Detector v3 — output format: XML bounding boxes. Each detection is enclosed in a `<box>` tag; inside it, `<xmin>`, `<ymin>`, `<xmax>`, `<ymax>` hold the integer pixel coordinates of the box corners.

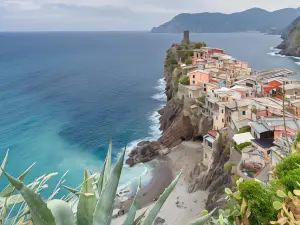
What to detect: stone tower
<box><xmin>182</xmin><ymin>31</ymin><xmax>190</xmax><ymax>45</ymax></box>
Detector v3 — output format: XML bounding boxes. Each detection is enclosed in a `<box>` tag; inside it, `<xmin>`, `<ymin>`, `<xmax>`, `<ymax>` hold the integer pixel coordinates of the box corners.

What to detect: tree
<box><xmin>281</xmin><ymin>168</ymin><xmax>300</xmax><ymax>192</ymax></box>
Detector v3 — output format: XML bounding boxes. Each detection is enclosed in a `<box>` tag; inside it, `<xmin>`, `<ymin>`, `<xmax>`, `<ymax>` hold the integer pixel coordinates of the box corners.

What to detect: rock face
<box><xmin>188</xmin><ymin>132</ymin><xmax>233</xmax><ymax>210</ymax></box>
<box><xmin>159</xmin><ymin>114</ymin><xmax>194</xmax><ymax>148</ymax></box>
<box><xmin>125</xmin><ymin>141</ymin><xmax>161</xmax><ymax>167</ymax></box>
<box><xmin>277</xmin><ymin>16</ymin><xmax>300</xmax><ymax>57</ymax></box>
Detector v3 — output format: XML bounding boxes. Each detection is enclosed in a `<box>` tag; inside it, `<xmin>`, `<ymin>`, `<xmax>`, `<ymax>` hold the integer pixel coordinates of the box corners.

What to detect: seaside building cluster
<box><xmin>177</xmin><ymin>32</ymin><xmax>300</xmax><ymax>183</ymax></box>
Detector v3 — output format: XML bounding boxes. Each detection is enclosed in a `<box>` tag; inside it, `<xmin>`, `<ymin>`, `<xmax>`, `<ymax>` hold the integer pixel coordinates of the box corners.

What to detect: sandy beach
<box><xmin>112</xmin><ymin>141</ymin><xmax>208</xmax><ymax>225</ymax></box>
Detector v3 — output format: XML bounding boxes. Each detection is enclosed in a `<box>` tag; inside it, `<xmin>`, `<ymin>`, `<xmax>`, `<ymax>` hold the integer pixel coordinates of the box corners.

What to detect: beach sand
<box><xmin>112</xmin><ymin>141</ymin><xmax>208</xmax><ymax>225</ymax></box>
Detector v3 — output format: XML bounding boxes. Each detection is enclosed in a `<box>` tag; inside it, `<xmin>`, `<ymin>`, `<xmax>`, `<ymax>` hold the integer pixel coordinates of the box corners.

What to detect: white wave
<box><xmin>119</xmin><ymin>78</ymin><xmax>167</xmax><ymax>189</ymax></box>
<box><xmin>151</xmin><ymin>78</ymin><xmax>167</xmax><ymax>102</ymax></box>
<box><xmin>268</xmin><ymin>46</ymin><xmax>300</xmax><ymax>65</ymax></box>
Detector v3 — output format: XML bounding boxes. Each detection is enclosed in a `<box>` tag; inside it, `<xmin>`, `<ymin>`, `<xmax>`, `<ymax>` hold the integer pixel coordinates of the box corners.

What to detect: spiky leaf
<box><xmin>188</xmin><ymin>208</ymin><xmax>216</xmax><ymax>225</ymax></box>
<box><xmin>133</xmin><ymin>210</ymin><xmax>147</xmax><ymax>225</ymax></box>
<box><xmin>97</xmin><ymin>160</ymin><xmax>106</xmax><ymax>197</ymax></box>
<box><xmin>92</xmin><ymin>150</ymin><xmax>125</xmax><ymax>225</ymax></box>
<box><xmin>142</xmin><ymin>170</ymin><xmax>183</xmax><ymax>225</ymax></box>
<box><xmin>103</xmin><ymin>140</ymin><xmax>112</xmax><ymax>184</ymax></box>
<box><xmin>63</xmin><ymin>185</ymin><xmax>79</xmax><ymax>196</ymax></box>
<box><xmin>0</xmin><ymin>163</ymin><xmax>35</xmax><ymax>197</ymax></box>
<box><xmin>77</xmin><ymin>169</ymin><xmax>97</xmax><ymax>225</ymax></box>
<box><xmin>123</xmin><ymin>179</ymin><xmax>142</xmax><ymax>225</ymax></box>
<box><xmin>2</xmin><ymin>170</ymin><xmax>56</xmax><ymax>225</ymax></box>
<box><xmin>0</xmin><ymin>150</ymin><xmax>9</xmax><ymax>180</ymax></box>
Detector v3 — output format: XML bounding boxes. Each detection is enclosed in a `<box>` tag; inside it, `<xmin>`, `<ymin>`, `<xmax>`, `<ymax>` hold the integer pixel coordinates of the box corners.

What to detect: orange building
<box><xmin>189</xmin><ymin>70</ymin><xmax>211</xmax><ymax>86</ymax></box>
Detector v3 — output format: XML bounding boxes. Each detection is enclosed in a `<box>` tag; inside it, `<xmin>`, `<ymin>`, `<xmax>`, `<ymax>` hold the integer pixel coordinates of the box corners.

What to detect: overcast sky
<box><xmin>1</xmin><ymin>0</ymin><xmax>300</xmax><ymax>31</ymax></box>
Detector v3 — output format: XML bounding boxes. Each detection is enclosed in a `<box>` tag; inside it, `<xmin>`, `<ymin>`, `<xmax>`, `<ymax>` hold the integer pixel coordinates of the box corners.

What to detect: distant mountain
<box><xmin>277</xmin><ymin>16</ymin><xmax>300</xmax><ymax>57</ymax></box>
<box><xmin>151</xmin><ymin>8</ymin><xmax>300</xmax><ymax>33</ymax></box>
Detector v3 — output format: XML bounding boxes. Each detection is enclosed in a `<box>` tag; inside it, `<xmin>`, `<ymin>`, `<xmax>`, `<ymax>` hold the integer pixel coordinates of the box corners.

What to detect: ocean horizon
<box><xmin>0</xmin><ymin>31</ymin><xmax>300</xmax><ymax>197</ymax></box>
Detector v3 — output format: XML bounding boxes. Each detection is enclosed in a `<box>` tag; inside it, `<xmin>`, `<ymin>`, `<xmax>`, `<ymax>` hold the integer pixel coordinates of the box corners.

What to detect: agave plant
<box><xmin>0</xmin><ymin>150</ymin><xmax>64</xmax><ymax>225</ymax></box>
<box><xmin>1</xmin><ymin>142</ymin><xmax>187</xmax><ymax>225</ymax></box>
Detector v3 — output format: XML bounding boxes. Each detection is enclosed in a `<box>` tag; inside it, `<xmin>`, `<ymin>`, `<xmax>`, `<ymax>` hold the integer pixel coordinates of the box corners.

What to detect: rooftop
<box><xmin>252</xmin><ymin>139</ymin><xmax>274</xmax><ymax>148</ymax></box>
<box><xmin>233</xmin><ymin>132</ymin><xmax>254</xmax><ymax>145</ymax></box>
<box><xmin>279</xmin><ymin>83</ymin><xmax>300</xmax><ymax>90</ymax></box>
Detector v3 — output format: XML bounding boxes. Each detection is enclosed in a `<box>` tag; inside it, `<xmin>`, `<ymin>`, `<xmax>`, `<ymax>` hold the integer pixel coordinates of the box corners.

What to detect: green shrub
<box><xmin>236</xmin><ymin>142</ymin><xmax>252</xmax><ymax>151</ymax></box>
<box><xmin>193</xmin><ymin>42</ymin><xmax>207</xmax><ymax>49</ymax></box>
<box><xmin>275</xmin><ymin>154</ymin><xmax>300</xmax><ymax>179</ymax></box>
<box><xmin>179</xmin><ymin>76</ymin><xmax>190</xmax><ymax>85</ymax></box>
<box><xmin>237</xmin><ymin>127</ymin><xmax>251</xmax><ymax>134</ymax></box>
<box><xmin>239</xmin><ymin>180</ymin><xmax>277</xmax><ymax>225</ymax></box>
<box><xmin>185</xmin><ymin>58</ymin><xmax>192</xmax><ymax>65</ymax></box>
<box><xmin>280</xmin><ymin>168</ymin><xmax>300</xmax><ymax>192</ymax></box>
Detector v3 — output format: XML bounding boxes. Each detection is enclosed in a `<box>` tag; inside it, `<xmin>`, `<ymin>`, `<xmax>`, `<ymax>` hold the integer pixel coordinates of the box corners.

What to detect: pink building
<box><xmin>193</xmin><ymin>48</ymin><xmax>225</xmax><ymax>65</ymax></box>
<box><xmin>189</xmin><ymin>70</ymin><xmax>211</xmax><ymax>86</ymax></box>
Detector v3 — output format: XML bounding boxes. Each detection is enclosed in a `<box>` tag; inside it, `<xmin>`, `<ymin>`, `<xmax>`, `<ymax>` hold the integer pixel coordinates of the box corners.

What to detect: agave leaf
<box><xmin>141</xmin><ymin>170</ymin><xmax>183</xmax><ymax>225</ymax></box>
<box><xmin>97</xmin><ymin>159</ymin><xmax>106</xmax><ymax>197</ymax></box>
<box><xmin>92</xmin><ymin>150</ymin><xmax>125</xmax><ymax>225</ymax></box>
<box><xmin>2</xmin><ymin>170</ymin><xmax>56</xmax><ymax>225</ymax></box>
<box><xmin>133</xmin><ymin>210</ymin><xmax>147</xmax><ymax>225</ymax></box>
<box><xmin>63</xmin><ymin>185</ymin><xmax>79</xmax><ymax>196</ymax></box>
<box><xmin>0</xmin><ymin>150</ymin><xmax>9</xmax><ymax>180</ymax></box>
<box><xmin>0</xmin><ymin>198</ymin><xmax>8</xmax><ymax>225</ymax></box>
<box><xmin>47</xmin><ymin>199</ymin><xmax>76</xmax><ymax>225</ymax></box>
<box><xmin>104</xmin><ymin>140</ymin><xmax>112</xmax><ymax>185</ymax></box>
<box><xmin>0</xmin><ymin>194</ymin><xmax>24</xmax><ymax>206</ymax></box>
<box><xmin>123</xmin><ymin>179</ymin><xmax>142</xmax><ymax>225</ymax></box>
<box><xmin>188</xmin><ymin>208</ymin><xmax>216</xmax><ymax>225</ymax></box>
<box><xmin>77</xmin><ymin>169</ymin><xmax>97</xmax><ymax>225</ymax></box>
<box><xmin>0</xmin><ymin>163</ymin><xmax>36</xmax><ymax>197</ymax></box>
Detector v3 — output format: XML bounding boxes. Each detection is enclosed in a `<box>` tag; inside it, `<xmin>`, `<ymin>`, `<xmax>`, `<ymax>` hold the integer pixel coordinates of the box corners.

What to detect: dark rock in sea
<box><xmin>126</xmin><ymin>141</ymin><xmax>161</xmax><ymax>167</ymax></box>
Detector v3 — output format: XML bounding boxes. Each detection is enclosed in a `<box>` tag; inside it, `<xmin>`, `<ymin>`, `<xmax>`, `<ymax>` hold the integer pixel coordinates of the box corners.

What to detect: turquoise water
<box><xmin>0</xmin><ymin>32</ymin><xmax>299</xmax><ymax>196</ymax></box>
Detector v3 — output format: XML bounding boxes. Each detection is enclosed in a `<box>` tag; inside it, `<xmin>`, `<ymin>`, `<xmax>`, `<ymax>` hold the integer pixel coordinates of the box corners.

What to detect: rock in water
<box><xmin>126</xmin><ymin>141</ymin><xmax>161</xmax><ymax>167</ymax></box>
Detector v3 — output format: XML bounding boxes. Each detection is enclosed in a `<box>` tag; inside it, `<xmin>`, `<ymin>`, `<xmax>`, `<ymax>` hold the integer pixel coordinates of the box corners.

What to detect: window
<box><xmin>242</xmin><ymin>111</ymin><xmax>246</xmax><ymax>115</ymax></box>
<box><xmin>246</xmin><ymin>93</ymin><xmax>249</xmax><ymax>97</ymax></box>
<box><xmin>193</xmin><ymin>75</ymin><xmax>195</xmax><ymax>78</ymax></box>
<box><xmin>204</xmin><ymin>88</ymin><xmax>207</xmax><ymax>92</ymax></box>
<box><xmin>216</xmin><ymin>116</ymin><xmax>218</xmax><ymax>120</ymax></box>
<box><xmin>193</xmin><ymin>81</ymin><xmax>195</xmax><ymax>84</ymax></box>
<box><xmin>222</xmin><ymin>119</ymin><xmax>224</xmax><ymax>122</ymax></box>
<box><xmin>221</xmin><ymin>109</ymin><xmax>224</xmax><ymax>114</ymax></box>
<box><xmin>204</xmin><ymin>84</ymin><xmax>206</xmax><ymax>87</ymax></box>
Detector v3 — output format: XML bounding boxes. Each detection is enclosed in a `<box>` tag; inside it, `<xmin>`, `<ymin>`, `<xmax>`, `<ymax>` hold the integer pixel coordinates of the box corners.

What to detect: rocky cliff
<box><xmin>126</xmin><ymin>45</ymin><xmax>211</xmax><ymax>166</ymax></box>
<box><xmin>277</xmin><ymin>16</ymin><xmax>300</xmax><ymax>57</ymax></box>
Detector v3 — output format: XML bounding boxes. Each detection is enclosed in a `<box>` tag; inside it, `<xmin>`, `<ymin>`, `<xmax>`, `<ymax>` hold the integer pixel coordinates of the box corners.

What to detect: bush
<box><xmin>179</xmin><ymin>76</ymin><xmax>190</xmax><ymax>85</ymax></box>
<box><xmin>281</xmin><ymin>168</ymin><xmax>300</xmax><ymax>192</ymax></box>
<box><xmin>239</xmin><ymin>180</ymin><xmax>277</xmax><ymax>225</ymax></box>
<box><xmin>275</xmin><ymin>154</ymin><xmax>300</xmax><ymax>179</ymax></box>
<box><xmin>166</xmin><ymin>58</ymin><xmax>178</xmax><ymax>66</ymax></box>
<box><xmin>185</xmin><ymin>58</ymin><xmax>192</xmax><ymax>65</ymax></box>
<box><xmin>237</xmin><ymin>127</ymin><xmax>251</xmax><ymax>134</ymax></box>
<box><xmin>193</xmin><ymin>42</ymin><xmax>207</xmax><ymax>49</ymax></box>
<box><xmin>236</xmin><ymin>142</ymin><xmax>252</xmax><ymax>151</ymax></box>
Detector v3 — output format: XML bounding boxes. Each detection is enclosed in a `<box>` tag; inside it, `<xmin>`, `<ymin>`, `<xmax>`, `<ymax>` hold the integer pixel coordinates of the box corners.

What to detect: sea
<box><xmin>0</xmin><ymin>32</ymin><xmax>300</xmax><ymax>197</ymax></box>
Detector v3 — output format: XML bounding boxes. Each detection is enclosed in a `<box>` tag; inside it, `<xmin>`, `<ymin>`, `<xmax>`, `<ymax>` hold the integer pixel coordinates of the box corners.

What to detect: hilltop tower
<box><xmin>182</xmin><ymin>31</ymin><xmax>190</xmax><ymax>45</ymax></box>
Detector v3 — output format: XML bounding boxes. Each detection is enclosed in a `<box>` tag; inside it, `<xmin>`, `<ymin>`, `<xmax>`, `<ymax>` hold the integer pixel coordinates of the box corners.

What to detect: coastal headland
<box><xmin>115</xmin><ymin>31</ymin><xmax>300</xmax><ymax>224</ymax></box>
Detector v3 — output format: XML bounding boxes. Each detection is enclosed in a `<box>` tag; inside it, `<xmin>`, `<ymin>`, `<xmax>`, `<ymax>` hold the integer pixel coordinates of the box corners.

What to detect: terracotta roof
<box><xmin>208</xmin><ymin>130</ymin><xmax>217</xmax><ymax>137</ymax></box>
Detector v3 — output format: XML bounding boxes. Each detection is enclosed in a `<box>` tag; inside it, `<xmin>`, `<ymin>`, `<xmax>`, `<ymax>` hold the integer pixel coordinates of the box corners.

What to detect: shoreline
<box><xmin>113</xmin><ymin>141</ymin><xmax>208</xmax><ymax>225</ymax></box>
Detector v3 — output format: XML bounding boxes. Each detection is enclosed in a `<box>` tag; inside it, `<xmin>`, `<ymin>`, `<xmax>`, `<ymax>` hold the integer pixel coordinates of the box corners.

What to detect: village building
<box><xmin>203</xmin><ymin>130</ymin><xmax>218</xmax><ymax>166</ymax></box>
